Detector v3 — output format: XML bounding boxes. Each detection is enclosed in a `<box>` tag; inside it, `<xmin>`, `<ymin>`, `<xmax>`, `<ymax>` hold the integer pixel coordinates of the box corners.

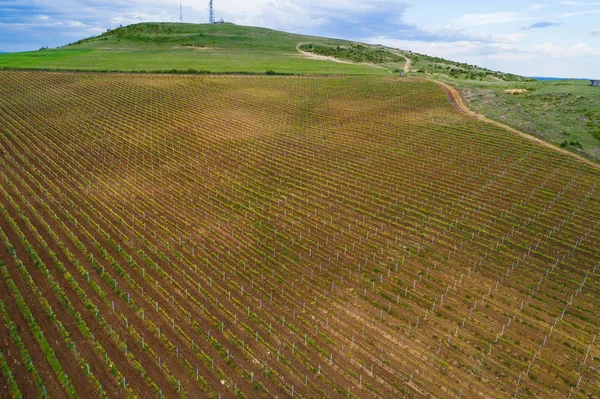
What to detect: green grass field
<box><xmin>444</xmin><ymin>78</ymin><xmax>600</xmax><ymax>163</ymax></box>
<box><xmin>0</xmin><ymin>23</ymin><xmax>393</xmax><ymax>75</ymax></box>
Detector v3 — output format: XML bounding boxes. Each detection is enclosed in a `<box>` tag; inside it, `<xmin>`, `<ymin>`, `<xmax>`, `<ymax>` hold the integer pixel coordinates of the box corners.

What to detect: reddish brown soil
<box><xmin>0</xmin><ymin>71</ymin><xmax>598</xmax><ymax>399</ymax></box>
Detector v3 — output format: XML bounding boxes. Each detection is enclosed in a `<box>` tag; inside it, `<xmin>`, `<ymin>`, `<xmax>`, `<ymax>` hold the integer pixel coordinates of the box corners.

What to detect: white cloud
<box><xmin>491</xmin><ymin>33</ymin><xmax>527</xmax><ymax>43</ymax></box>
<box><xmin>365</xmin><ymin>35</ymin><xmax>522</xmax><ymax>60</ymax></box>
<box><xmin>561</xmin><ymin>9</ymin><xmax>600</xmax><ymax>17</ymax></box>
<box><xmin>530</xmin><ymin>41</ymin><xmax>600</xmax><ymax>55</ymax></box>
<box><xmin>366</xmin><ymin>37</ymin><xmax>479</xmax><ymax>57</ymax></box>
<box><xmin>67</xmin><ymin>20</ymin><xmax>85</xmax><ymax>27</ymax></box>
<box><xmin>560</xmin><ymin>1</ymin><xmax>600</xmax><ymax>5</ymax></box>
<box><xmin>529</xmin><ymin>4</ymin><xmax>547</xmax><ymax>10</ymax></box>
<box><xmin>454</xmin><ymin>12</ymin><xmax>532</xmax><ymax>27</ymax></box>
<box><xmin>569</xmin><ymin>42</ymin><xmax>600</xmax><ymax>54</ymax></box>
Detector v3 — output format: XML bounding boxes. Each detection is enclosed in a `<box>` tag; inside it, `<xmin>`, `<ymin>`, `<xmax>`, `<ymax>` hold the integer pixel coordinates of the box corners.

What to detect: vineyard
<box><xmin>0</xmin><ymin>70</ymin><xmax>599</xmax><ymax>398</ymax></box>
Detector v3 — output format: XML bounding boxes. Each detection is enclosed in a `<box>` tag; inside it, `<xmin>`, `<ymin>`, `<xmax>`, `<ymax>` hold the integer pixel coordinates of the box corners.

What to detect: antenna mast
<box><xmin>180</xmin><ymin>2</ymin><xmax>183</xmax><ymax>23</ymax></box>
<box><xmin>209</xmin><ymin>0</ymin><xmax>215</xmax><ymax>24</ymax></box>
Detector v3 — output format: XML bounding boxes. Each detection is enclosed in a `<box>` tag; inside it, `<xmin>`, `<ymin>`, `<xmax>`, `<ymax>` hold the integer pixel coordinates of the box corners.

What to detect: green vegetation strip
<box><xmin>0</xmin><ymin>297</ymin><xmax>26</xmax><ymax>399</ymax></box>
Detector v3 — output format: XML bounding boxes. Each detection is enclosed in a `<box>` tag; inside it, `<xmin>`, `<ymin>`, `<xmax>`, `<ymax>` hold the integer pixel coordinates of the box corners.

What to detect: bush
<box><xmin>560</xmin><ymin>139</ymin><xmax>582</xmax><ymax>148</ymax></box>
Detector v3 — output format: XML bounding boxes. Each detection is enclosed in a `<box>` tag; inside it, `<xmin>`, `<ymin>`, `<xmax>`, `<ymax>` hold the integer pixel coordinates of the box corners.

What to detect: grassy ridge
<box><xmin>298</xmin><ymin>43</ymin><xmax>404</xmax><ymax>66</ymax></box>
<box><xmin>408</xmin><ymin>52</ymin><xmax>534</xmax><ymax>83</ymax></box>
<box><xmin>444</xmin><ymin>78</ymin><xmax>600</xmax><ymax>163</ymax></box>
<box><xmin>0</xmin><ymin>23</ymin><xmax>392</xmax><ymax>75</ymax></box>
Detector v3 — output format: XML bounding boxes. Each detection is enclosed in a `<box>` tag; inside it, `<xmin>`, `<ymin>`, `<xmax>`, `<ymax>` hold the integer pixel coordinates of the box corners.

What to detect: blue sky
<box><xmin>1</xmin><ymin>1</ymin><xmax>599</xmax><ymax>77</ymax></box>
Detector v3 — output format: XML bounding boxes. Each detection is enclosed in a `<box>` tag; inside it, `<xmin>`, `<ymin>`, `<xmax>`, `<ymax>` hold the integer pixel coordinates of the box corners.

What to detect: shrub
<box><xmin>560</xmin><ymin>139</ymin><xmax>582</xmax><ymax>148</ymax></box>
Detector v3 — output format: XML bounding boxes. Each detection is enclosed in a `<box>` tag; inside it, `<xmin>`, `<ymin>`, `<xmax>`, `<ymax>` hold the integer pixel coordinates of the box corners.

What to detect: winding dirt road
<box><xmin>432</xmin><ymin>79</ymin><xmax>600</xmax><ymax>170</ymax></box>
<box><xmin>296</xmin><ymin>42</ymin><xmax>355</xmax><ymax>65</ymax></box>
<box><xmin>295</xmin><ymin>42</ymin><xmax>386</xmax><ymax>69</ymax></box>
<box><xmin>293</xmin><ymin>41</ymin><xmax>597</xmax><ymax>170</ymax></box>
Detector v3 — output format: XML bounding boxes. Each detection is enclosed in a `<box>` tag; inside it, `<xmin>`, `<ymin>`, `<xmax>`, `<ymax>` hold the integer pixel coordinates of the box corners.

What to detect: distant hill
<box><xmin>409</xmin><ymin>52</ymin><xmax>533</xmax><ymax>82</ymax></box>
<box><xmin>0</xmin><ymin>23</ymin><xmax>390</xmax><ymax>75</ymax></box>
<box><xmin>0</xmin><ymin>22</ymin><xmax>530</xmax><ymax>81</ymax></box>
<box><xmin>531</xmin><ymin>76</ymin><xmax>590</xmax><ymax>81</ymax></box>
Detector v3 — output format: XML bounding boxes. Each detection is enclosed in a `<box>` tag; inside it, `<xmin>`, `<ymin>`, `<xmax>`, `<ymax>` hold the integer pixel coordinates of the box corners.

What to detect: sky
<box><xmin>1</xmin><ymin>0</ymin><xmax>599</xmax><ymax>77</ymax></box>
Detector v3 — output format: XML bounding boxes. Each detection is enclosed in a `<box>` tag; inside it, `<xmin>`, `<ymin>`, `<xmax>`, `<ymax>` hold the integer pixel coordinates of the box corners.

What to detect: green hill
<box><xmin>0</xmin><ymin>22</ymin><xmax>528</xmax><ymax>81</ymax></box>
<box><xmin>0</xmin><ymin>23</ymin><xmax>395</xmax><ymax>75</ymax></box>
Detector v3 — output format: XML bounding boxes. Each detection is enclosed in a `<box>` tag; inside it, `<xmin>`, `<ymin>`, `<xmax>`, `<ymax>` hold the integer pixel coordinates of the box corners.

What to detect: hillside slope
<box><xmin>454</xmin><ymin>78</ymin><xmax>600</xmax><ymax>163</ymax></box>
<box><xmin>0</xmin><ymin>22</ymin><xmax>598</xmax><ymax>162</ymax></box>
<box><xmin>0</xmin><ymin>23</ymin><xmax>396</xmax><ymax>75</ymax></box>
<box><xmin>1</xmin><ymin>70</ymin><xmax>599</xmax><ymax>398</ymax></box>
<box><xmin>0</xmin><ymin>22</ymin><xmax>528</xmax><ymax>81</ymax></box>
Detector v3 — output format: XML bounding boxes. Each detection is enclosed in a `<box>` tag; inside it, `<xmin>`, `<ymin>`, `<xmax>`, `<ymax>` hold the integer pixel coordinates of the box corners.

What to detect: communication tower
<box><xmin>209</xmin><ymin>0</ymin><xmax>215</xmax><ymax>24</ymax></box>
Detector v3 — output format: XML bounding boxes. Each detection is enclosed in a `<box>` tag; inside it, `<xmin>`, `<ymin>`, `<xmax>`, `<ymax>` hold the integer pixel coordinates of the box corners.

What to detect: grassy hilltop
<box><xmin>0</xmin><ymin>22</ymin><xmax>529</xmax><ymax>81</ymax></box>
<box><xmin>0</xmin><ymin>23</ymin><xmax>395</xmax><ymax>75</ymax></box>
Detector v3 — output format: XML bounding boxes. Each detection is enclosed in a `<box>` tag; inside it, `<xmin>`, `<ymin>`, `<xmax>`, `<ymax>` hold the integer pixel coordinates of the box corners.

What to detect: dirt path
<box><xmin>385</xmin><ymin>49</ymin><xmax>410</xmax><ymax>75</ymax></box>
<box><xmin>432</xmin><ymin>79</ymin><xmax>600</xmax><ymax>171</ymax></box>
<box><xmin>294</xmin><ymin>44</ymin><xmax>597</xmax><ymax>170</ymax></box>
<box><xmin>295</xmin><ymin>42</ymin><xmax>386</xmax><ymax>69</ymax></box>
<box><xmin>403</xmin><ymin>55</ymin><xmax>411</xmax><ymax>75</ymax></box>
<box><xmin>389</xmin><ymin>50</ymin><xmax>410</xmax><ymax>74</ymax></box>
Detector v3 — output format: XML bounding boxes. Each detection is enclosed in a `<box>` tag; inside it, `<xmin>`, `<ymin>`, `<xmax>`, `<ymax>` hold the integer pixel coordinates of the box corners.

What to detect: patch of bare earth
<box><xmin>504</xmin><ymin>89</ymin><xmax>529</xmax><ymax>94</ymax></box>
